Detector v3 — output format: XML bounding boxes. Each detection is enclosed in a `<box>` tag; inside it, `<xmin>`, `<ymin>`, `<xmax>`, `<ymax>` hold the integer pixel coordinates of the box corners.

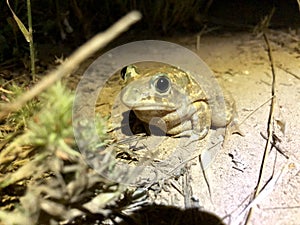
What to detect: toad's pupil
<box><xmin>155</xmin><ymin>76</ymin><xmax>170</xmax><ymax>93</ymax></box>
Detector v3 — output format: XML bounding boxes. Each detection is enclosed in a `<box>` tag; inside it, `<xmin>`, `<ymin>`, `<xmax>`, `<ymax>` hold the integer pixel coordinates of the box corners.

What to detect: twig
<box><xmin>260</xmin><ymin>132</ymin><xmax>289</xmax><ymax>159</ymax></box>
<box><xmin>0</xmin><ymin>11</ymin><xmax>142</xmax><ymax>121</ymax></box>
<box><xmin>238</xmin><ymin>96</ymin><xmax>273</xmax><ymax>126</ymax></box>
<box><xmin>196</xmin><ymin>25</ymin><xmax>219</xmax><ymax>51</ymax></box>
<box><xmin>27</xmin><ymin>0</ymin><xmax>36</xmax><ymax>80</ymax></box>
<box><xmin>277</xmin><ymin>65</ymin><xmax>300</xmax><ymax>80</ymax></box>
<box><xmin>235</xmin><ymin>162</ymin><xmax>289</xmax><ymax>225</ymax></box>
<box><xmin>0</xmin><ymin>87</ymin><xmax>13</xmax><ymax>94</ymax></box>
<box><xmin>244</xmin><ymin>31</ymin><xmax>277</xmax><ymax>225</ymax></box>
<box><xmin>199</xmin><ymin>154</ymin><xmax>212</xmax><ymax>199</ymax></box>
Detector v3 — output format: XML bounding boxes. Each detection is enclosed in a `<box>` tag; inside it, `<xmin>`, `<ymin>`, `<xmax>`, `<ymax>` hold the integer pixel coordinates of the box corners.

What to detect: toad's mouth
<box><xmin>131</xmin><ymin>103</ymin><xmax>176</xmax><ymax>111</ymax></box>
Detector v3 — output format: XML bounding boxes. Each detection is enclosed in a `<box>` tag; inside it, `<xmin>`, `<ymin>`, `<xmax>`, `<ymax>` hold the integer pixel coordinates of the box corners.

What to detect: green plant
<box><xmin>6</xmin><ymin>0</ymin><xmax>36</xmax><ymax>79</ymax></box>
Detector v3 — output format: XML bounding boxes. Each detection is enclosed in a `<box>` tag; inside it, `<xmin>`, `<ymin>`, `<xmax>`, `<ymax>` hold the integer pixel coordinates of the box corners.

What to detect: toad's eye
<box><xmin>153</xmin><ymin>74</ymin><xmax>171</xmax><ymax>94</ymax></box>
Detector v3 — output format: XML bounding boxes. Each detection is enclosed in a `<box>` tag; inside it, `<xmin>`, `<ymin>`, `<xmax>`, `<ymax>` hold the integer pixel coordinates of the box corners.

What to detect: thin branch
<box><xmin>238</xmin><ymin>96</ymin><xmax>273</xmax><ymax>126</ymax></box>
<box><xmin>244</xmin><ymin>31</ymin><xmax>277</xmax><ymax>225</ymax></box>
<box><xmin>27</xmin><ymin>0</ymin><xmax>35</xmax><ymax>80</ymax></box>
<box><xmin>0</xmin><ymin>11</ymin><xmax>142</xmax><ymax>121</ymax></box>
<box><xmin>199</xmin><ymin>154</ymin><xmax>212</xmax><ymax>199</ymax></box>
<box><xmin>277</xmin><ymin>65</ymin><xmax>300</xmax><ymax>80</ymax></box>
<box><xmin>236</xmin><ymin>162</ymin><xmax>289</xmax><ymax>225</ymax></box>
<box><xmin>260</xmin><ymin>132</ymin><xmax>288</xmax><ymax>159</ymax></box>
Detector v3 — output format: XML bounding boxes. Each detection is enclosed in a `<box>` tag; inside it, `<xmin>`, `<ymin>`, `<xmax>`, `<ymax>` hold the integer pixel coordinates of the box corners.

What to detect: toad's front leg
<box><xmin>160</xmin><ymin>101</ymin><xmax>211</xmax><ymax>143</ymax></box>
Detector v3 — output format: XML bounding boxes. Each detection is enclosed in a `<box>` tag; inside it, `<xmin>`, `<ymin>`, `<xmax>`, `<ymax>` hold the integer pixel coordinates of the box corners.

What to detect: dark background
<box><xmin>0</xmin><ymin>0</ymin><xmax>299</xmax><ymax>63</ymax></box>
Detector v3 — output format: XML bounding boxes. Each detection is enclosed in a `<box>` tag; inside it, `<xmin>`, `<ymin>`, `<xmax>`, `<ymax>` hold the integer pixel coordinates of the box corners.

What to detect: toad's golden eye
<box><xmin>152</xmin><ymin>74</ymin><xmax>171</xmax><ymax>93</ymax></box>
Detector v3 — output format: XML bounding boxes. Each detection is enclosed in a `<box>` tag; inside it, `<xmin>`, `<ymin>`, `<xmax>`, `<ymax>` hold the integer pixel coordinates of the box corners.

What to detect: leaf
<box><xmin>6</xmin><ymin>0</ymin><xmax>31</xmax><ymax>42</ymax></box>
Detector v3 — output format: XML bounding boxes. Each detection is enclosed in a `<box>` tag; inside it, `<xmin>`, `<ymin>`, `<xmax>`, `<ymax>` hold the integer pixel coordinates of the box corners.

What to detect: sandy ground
<box><xmin>75</xmin><ymin>30</ymin><xmax>299</xmax><ymax>224</ymax></box>
<box><xmin>158</xmin><ymin>31</ymin><xmax>300</xmax><ymax>225</ymax></box>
